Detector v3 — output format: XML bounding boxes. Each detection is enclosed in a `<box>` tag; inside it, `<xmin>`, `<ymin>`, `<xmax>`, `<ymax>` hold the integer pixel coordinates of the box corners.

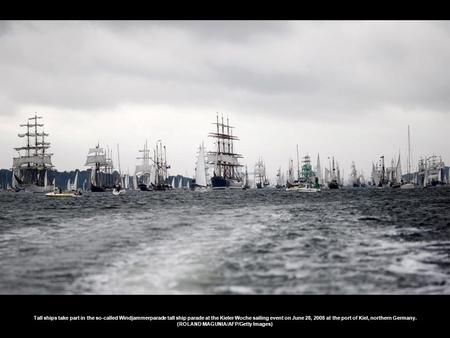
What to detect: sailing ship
<box><xmin>84</xmin><ymin>143</ymin><xmax>113</xmax><ymax>192</ymax></box>
<box><xmin>286</xmin><ymin>151</ymin><xmax>320</xmax><ymax>192</ymax></box>
<box><xmin>152</xmin><ymin>140</ymin><xmax>171</xmax><ymax>190</ymax></box>
<box><xmin>275</xmin><ymin>167</ymin><xmax>285</xmax><ymax>189</ymax></box>
<box><xmin>325</xmin><ymin>157</ymin><xmax>340</xmax><ymax>189</ymax></box>
<box><xmin>371</xmin><ymin>154</ymin><xmax>402</xmax><ymax>188</ymax></box>
<box><xmin>286</xmin><ymin>145</ymin><xmax>302</xmax><ymax>190</ymax></box>
<box><xmin>135</xmin><ymin>140</ymin><xmax>154</xmax><ymax>191</ymax></box>
<box><xmin>11</xmin><ymin>114</ymin><xmax>55</xmax><ymax>193</ymax></box>
<box><xmin>192</xmin><ymin>143</ymin><xmax>209</xmax><ymax>191</ymax></box>
<box><xmin>418</xmin><ymin>155</ymin><xmax>446</xmax><ymax>187</ymax></box>
<box><xmin>254</xmin><ymin>157</ymin><xmax>270</xmax><ymax>189</ymax></box>
<box><xmin>349</xmin><ymin>161</ymin><xmax>366</xmax><ymax>187</ymax></box>
<box><xmin>207</xmin><ymin>115</ymin><xmax>244</xmax><ymax>190</ymax></box>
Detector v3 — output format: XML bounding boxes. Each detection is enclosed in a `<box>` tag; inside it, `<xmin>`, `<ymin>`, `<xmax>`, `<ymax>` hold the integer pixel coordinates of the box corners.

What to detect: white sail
<box><xmin>85</xmin><ymin>154</ymin><xmax>107</xmax><ymax>166</ymax></box>
<box><xmin>149</xmin><ymin>165</ymin><xmax>156</xmax><ymax>186</ymax></box>
<box><xmin>90</xmin><ymin>168</ymin><xmax>96</xmax><ymax>185</ymax></box>
<box><xmin>66</xmin><ymin>178</ymin><xmax>71</xmax><ymax>191</ymax></box>
<box><xmin>395</xmin><ymin>154</ymin><xmax>402</xmax><ymax>184</ymax></box>
<box><xmin>44</xmin><ymin>170</ymin><xmax>48</xmax><ymax>188</ymax></box>
<box><xmin>71</xmin><ymin>171</ymin><xmax>78</xmax><ymax>190</ymax></box>
<box><xmin>82</xmin><ymin>179</ymin><xmax>86</xmax><ymax>191</ymax></box>
<box><xmin>172</xmin><ymin>177</ymin><xmax>176</xmax><ymax>189</ymax></box>
<box><xmin>423</xmin><ymin>161</ymin><xmax>429</xmax><ymax>187</ymax></box>
<box><xmin>187</xmin><ymin>180</ymin><xmax>190</xmax><ymax>189</ymax></box>
<box><xmin>11</xmin><ymin>172</ymin><xmax>17</xmax><ymax>189</ymax></box>
<box><xmin>13</xmin><ymin>155</ymin><xmax>53</xmax><ymax>168</ymax></box>
<box><xmin>88</xmin><ymin>147</ymin><xmax>104</xmax><ymax>154</ymax></box>
<box><xmin>135</xmin><ymin>164</ymin><xmax>152</xmax><ymax>174</ymax></box>
<box><xmin>324</xmin><ymin>167</ymin><xmax>329</xmax><ymax>183</ymax></box>
<box><xmin>195</xmin><ymin>144</ymin><xmax>207</xmax><ymax>187</ymax></box>
<box><xmin>133</xmin><ymin>174</ymin><xmax>138</xmax><ymax>190</ymax></box>
<box><xmin>316</xmin><ymin>154</ymin><xmax>323</xmax><ymax>185</ymax></box>
<box><xmin>178</xmin><ymin>177</ymin><xmax>182</xmax><ymax>189</ymax></box>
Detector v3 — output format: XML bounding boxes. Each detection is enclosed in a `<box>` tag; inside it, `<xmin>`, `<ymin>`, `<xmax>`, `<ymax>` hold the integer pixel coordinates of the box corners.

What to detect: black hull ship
<box><xmin>135</xmin><ymin>140</ymin><xmax>170</xmax><ymax>191</ymax></box>
<box><xmin>207</xmin><ymin>115</ymin><xmax>244</xmax><ymax>190</ymax></box>
<box><xmin>85</xmin><ymin>143</ymin><xmax>114</xmax><ymax>192</ymax></box>
<box><xmin>11</xmin><ymin>114</ymin><xmax>55</xmax><ymax>193</ymax></box>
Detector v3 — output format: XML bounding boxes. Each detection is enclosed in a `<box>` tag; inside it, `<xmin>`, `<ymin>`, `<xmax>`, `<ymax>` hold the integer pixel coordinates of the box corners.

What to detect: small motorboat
<box><xmin>46</xmin><ymin>191</ymin><xmax>82</xmax><ymax>198</ymax></box>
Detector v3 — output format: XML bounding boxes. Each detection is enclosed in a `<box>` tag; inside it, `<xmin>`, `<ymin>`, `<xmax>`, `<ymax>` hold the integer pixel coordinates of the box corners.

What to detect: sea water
<box><xmin>0</xmin><ymin>187</ymin><xmax>449</xmax><ymax>294</ymax></box>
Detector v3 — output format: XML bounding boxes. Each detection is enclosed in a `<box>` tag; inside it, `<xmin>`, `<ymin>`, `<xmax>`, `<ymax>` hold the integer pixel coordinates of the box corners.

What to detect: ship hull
<box><xmin>138</xmin><ymin>183</ymin><xmax>152</xmax><ymax>191</ymax></box>
<box><xmin>211</xmin><ymin>176</ymin><xmax>242</xmax><ymax>190</ymax></box>
<box><xmin>328</xmin><ymin>181</ymin><xmax>340</xmax><ymax>189</ymax></box>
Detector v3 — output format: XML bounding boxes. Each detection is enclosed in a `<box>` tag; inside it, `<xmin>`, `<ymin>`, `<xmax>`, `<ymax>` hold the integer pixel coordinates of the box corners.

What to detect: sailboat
<box><xmin>151</xmin><ymin>140</ymin><xmax>171</xmax><ymax>190</ymax></box>
<box><xmin>113</xmin><ymin>144</ymin><xmax>126</xmax><ymax>195</ymax></box>
<box><xmin>66</xmin><ymin>171</ymin><xmax>79</xmax><ymax>191</ymax></box>
<box><xmin>12</xmin><ymin>114</ymin><xmax>55</xmax><ymax>193</ymax></box>
<box><xmin>254</xmin><ymin>157</ymin><xmax>270</xmax><ymax>189</ymax></box>
<box><xmin>326</xmin><ymin>157</ymin><xmax>340</xmax><ymax>189</ymax></box>
<box><xmin>275</xmin><ymin>167</ymin><xmax>284</xmax><ymax>189</ymax></box>
<box><xmin>207</xmin><ymin>114</ymin><xmax>244</xmax><ymax>189</ymax></box>
<box><xmin>135</xmin><ymin>140</ymin><xmax>153</xmax><ymax>191</ymax></box>
<box><xmin>193</xmin><ymin>143</ymin><xmax>209</xmax><ymax>191</ymax></box>
<box><xmin>286</xmin><ymin>145</ymin><xmax>302</xmax><ymax>190</ymax></box>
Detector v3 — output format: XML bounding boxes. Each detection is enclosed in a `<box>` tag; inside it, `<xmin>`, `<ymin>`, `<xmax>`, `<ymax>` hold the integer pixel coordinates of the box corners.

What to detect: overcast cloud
<box><xmin>1</xmin><ymin>20</ymin><xmax>449</xmax><ymax>180</ymax></box>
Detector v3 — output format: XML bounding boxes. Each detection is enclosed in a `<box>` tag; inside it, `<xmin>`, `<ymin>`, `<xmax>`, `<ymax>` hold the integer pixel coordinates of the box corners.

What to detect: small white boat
<box><xmin>298</xmin><ymin>187</ymin><xmax>321</xmax><ymax>193</ymax></box>
<box><xmin>113</xmin><ymin>188</ymin><xmax>126</xmax><ymax>195</ymax></box>
<box><xmin>400</xmin><ymin>183</ymin><xmax>415</xmax><ymax>189</ymax></box>
<box><xmin>286</xmin><ymin>185</ymin><xmax>320</xmax><ymax>192</ymax></box>
<box><xmin>45</xmin><ymin>191</ymin><xmax>82</xmax><ymax>198</ymax></box>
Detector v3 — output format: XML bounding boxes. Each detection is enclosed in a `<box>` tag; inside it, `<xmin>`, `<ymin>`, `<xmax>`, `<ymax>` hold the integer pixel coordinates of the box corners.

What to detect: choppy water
<box><xmin>0</xmin><ymin>187</ymin><xmax>449</xmax><ymax>294</ymax></box>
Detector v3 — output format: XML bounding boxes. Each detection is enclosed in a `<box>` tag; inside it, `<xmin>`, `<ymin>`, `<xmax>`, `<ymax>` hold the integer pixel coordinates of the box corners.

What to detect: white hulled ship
<box><xmin>135</xmin><ymin>140</ymin><xmax>154</xmax><ymax>191</ymax></box>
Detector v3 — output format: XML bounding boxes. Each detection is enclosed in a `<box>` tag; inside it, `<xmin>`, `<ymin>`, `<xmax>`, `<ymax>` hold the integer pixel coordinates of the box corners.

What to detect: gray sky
<box><xmin>1</xmin><ymin>20</ymin><xmax>449</xmax><ymax>180</ymax></box>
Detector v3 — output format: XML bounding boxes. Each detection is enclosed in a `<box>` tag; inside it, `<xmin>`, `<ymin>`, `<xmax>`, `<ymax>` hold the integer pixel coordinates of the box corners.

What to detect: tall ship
<box><xmin>135</xmin><ymin>140</ymin><xmax>154</xmax><ymax>191</ymax></box>
<box><xmin>286</xmin><ymin>145</ymin><xmax>302</xmax><ymax>190</ymax></box>
<box><xmin>207</xmin><ymin>115</ymin><xmax>244</xmax><ymax>190</ymax></box>
<box><xmin>254</xmin><ymin>157</ymin><xmax>270</xmax><ymax>189</ymax></box>
<box><xmin>286</xmin><ymin>151</ymin><xmax>320</xmax><ymax>191</ymax></box>
<box><xmin>371</xmin><ymin>155</ymin><xmax>401</xmax><ymax>188</ymax></box>
<box><xmin>275</xmin><ymin>167</ymin><xmax>285</xmax><ymax>189</ymax></box>
<box><xmin>152</xmin><ymin>140</ymin><xmax>171</xmax><ymax>190</ymax></box>
<box><xmin>325</xmin><ymin>157</ymin><xmax>341</xmax><ymax>189</ymax></box>
<box><xmin>349</xmin><ymin>161</ymin><xmax>365</xmax><ymax>187</ymax></box>
<box><xmin>418</xmin><ymin>155</ymin><xmax>446</xmax><ymax>187</ymax></box>
<box><xmin>84</xmin><ymin>143</ymin><xmax>114</xmax><ymax>192</ymax></box>
<box><xmin>12</xmin><ymin>114</ymin><xmax>55</xmax><ymax>193</ymax></box>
